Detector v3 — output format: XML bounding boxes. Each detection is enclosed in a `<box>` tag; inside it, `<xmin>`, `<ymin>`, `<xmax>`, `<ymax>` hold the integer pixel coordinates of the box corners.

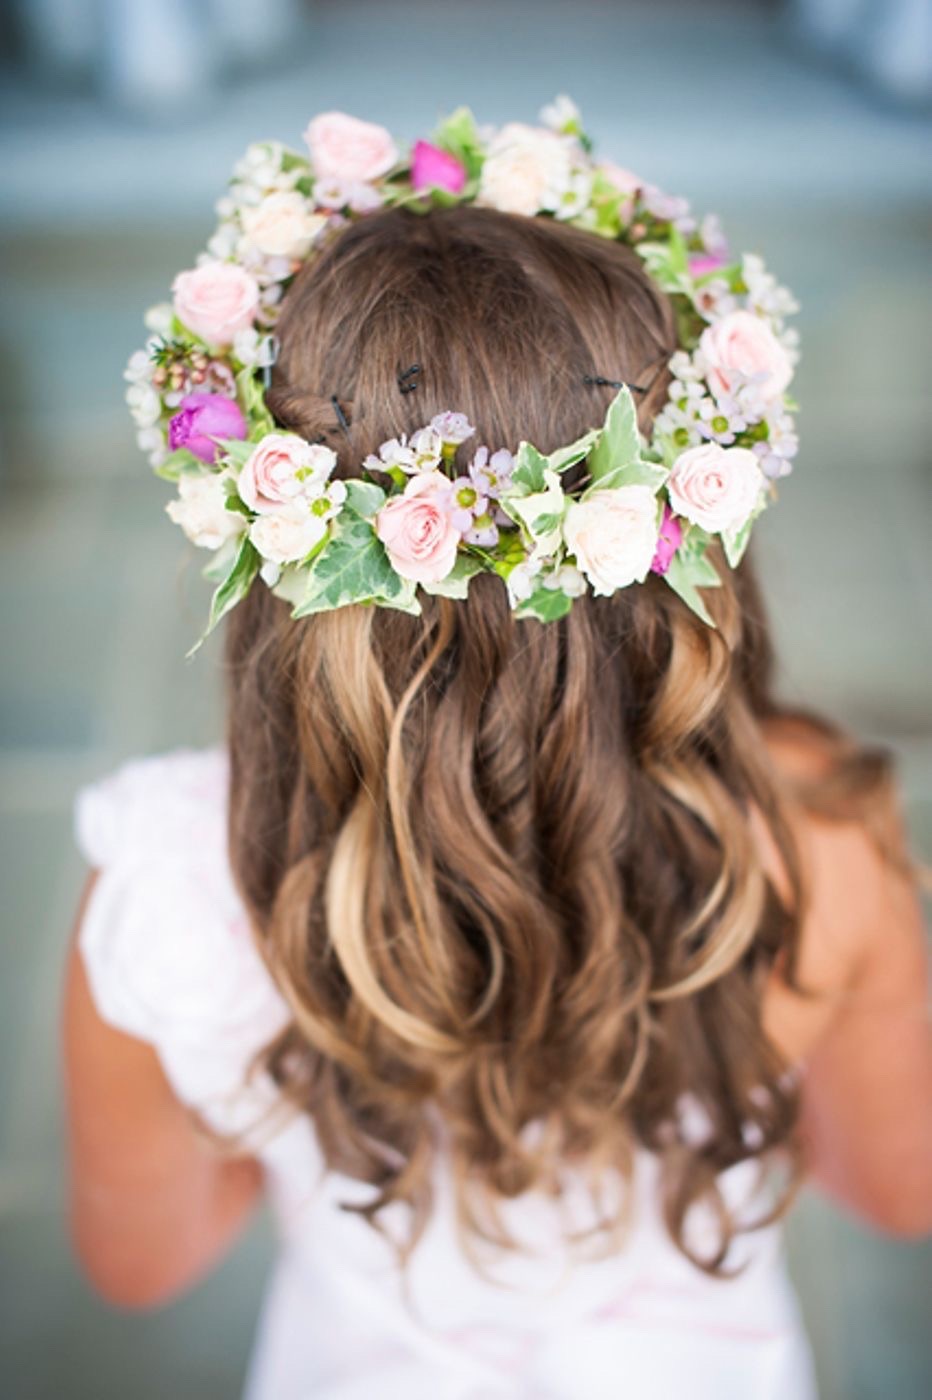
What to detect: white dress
<box><xmin>74</xmin><ymin>748</ymin><xmax>818</xmax><ymax>1400</ymax></box>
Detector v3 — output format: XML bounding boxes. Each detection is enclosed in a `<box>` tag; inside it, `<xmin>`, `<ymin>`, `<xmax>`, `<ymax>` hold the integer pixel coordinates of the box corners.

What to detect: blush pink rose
<box><xmin>411</xmin><ymin>140</ymin><xmax>467</xmax><ymax>194</ymax></box>
<box><xmin>172</xmin><ymin>261</ymin><xmax>260</xmax><ymax>347</ymax></box>
<box><xmin>303</xmin><ymin>111</ymin><xmax>398</xmax><ymax>184</ymax></box>
<box><xmin>667</xmin><ymin>442</ymin><xmax>765</xmax><ymax>535</ymax></box>
<box><xmin>375</xmin><ymin>471</ymin><xmax>460</xmax><ymax>584</ymax></box>
<box><xmin>700</xmin><ymin>309</ymin><xmax>792</xmax><ymax>403</ymax></box>
<box><xmin>238</xmin><ymin>434</ymin><xmax>338</xmax><ymax>513</ymax></box>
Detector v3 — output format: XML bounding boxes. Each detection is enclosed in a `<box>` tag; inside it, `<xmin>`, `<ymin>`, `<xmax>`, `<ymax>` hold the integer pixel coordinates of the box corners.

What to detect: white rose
<box><xmin>564</xmin><ymin>485</ymin><xmax>660</xmax><ymax>596</ymax></box>
<box><xmin>166</xmin><ymin>473</ymin><xmax>244</xmax><ymax>550</ymax></box>
<box><xmin>478</xmin><ymin>124</ymin><xmax>573</xmax><ymax>216</ymax></box>
<box><xmin>249</xmin><ymin>507</ymin><xmax>328</xmax><ymax>564</ymax></box>
<box><xmin>667</xmin><ymin>442</ymin><xmax>765</xmax><ymax>534</ymax></box>
<box><xmin>241</xmin><ymin>191</ymin><xmax>327</xmax><ymax>259</ymax></box>
<box><xmin>699</xmin><ymin>309</ymin><xmax>792</xmax><ymax>404</ymax></box>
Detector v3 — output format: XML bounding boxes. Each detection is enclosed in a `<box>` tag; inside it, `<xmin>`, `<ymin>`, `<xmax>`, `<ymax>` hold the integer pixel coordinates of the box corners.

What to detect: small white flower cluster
<box><xmin>207</xmin><ymin>141</ymin><xmax>328</xmax><ymax>330</ymax></box>
<box><xmin>653</xmin><ymin>253</ymin><xmax>800</xmax><ymax>482</ymax></box>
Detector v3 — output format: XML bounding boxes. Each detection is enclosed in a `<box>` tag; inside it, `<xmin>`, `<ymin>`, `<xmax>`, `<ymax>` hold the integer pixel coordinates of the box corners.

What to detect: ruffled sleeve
<box><xmin>74</xmin><ymin>749</ymin><xmax>289</xmax><ymax>1135</ymax></box>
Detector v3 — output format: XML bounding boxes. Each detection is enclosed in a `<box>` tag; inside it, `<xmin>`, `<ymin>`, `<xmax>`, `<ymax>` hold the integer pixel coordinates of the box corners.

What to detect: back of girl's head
<box><xmin>225</xmin><ymin>204</ymin><xmax>800</xmax><ymax>1271</ymax></box>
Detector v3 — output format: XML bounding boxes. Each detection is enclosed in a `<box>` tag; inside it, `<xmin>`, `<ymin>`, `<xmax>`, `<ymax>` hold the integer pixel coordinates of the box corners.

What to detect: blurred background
<box><xmin>1</xmin><ymin>0</ymin><xmax>930</xmax><ymax>1396</ymax></box>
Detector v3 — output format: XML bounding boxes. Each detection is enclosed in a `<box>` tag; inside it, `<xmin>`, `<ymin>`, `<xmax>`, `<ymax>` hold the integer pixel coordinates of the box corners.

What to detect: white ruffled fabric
<box><xmin>74</xmin><ymin>749</ymin><xmax>818</xmax><ymax>1400</ymax></box>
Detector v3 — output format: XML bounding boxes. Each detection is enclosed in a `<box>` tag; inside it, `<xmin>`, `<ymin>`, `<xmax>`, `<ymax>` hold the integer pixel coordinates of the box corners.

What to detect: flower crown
<box><xmin>125</xmin><ymin>97</ymin><xmax>799</xmax><ymax>649</ymax></box>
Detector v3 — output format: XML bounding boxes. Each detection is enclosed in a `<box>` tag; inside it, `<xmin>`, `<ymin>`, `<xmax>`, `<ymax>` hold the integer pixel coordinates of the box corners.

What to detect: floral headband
<box><xmin>125</xmin><ymin>97</ymin><xmax>799</xmax><ymax>649</ymax></box>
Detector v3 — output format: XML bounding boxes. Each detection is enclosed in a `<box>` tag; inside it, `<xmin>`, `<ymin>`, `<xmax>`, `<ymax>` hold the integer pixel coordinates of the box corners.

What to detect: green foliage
<box><xmin>216</xmin><ymin>436</ymin><xmax>254</xmax><ymax>469</ymax></box>
<box><xmin>235</xmin><ymin>367</ymin><xmax>275</xmax><ymax>437</ymax></box>
<box><xmin>431</xmin><ymin>106</ymin><xmax>485</xmax><ymax>179</ymax></box>
<box><xmin>515</xmin><ymin>584</ymin><xmax>574</xmax><ymax>623</ymax></box>
<box><xmin>189</xmin><ymin>536</ymin><xmax>261</xmax><ymax>656</ymax></box>
<box><xmin>722</xmin><ymin>493</ymin><xmax>767</xmax><ymax>568</ymax></box>
<box><xmin>154</xmin><ymin>447</ymin><xmax>201</xmax><ymax>481</ymax></box>
<box><xmin>662</xmin><ymin>540</ymin><xmax>721</xmax><ymax>627</ymax></box>
<box><xmin>292</xmin><ymin>513</ymin><xmax>416</xmax><ymax>616</ymax></box>
<box><xmin>343</xmin><ymin>479</ymin><xmax>386</xmax><ymax>520</ymax></box>
<box><xmin>584</xmin><ymin>386</ymin><xmax>669</xmax><ymax>493</ymax></box>
<box><xmin>498</xmin><ymin>468</ymin><xmax>566</xmax><ymax>560</ymax></box>
<box><xmin>635</xmin><ymin>227</ymin><xmax>692</xmax><ymax>298</ymax></box>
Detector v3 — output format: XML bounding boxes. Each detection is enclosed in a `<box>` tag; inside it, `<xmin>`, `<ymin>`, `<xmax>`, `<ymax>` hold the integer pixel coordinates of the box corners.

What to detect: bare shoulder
<box><xmin>757</xmin><ymin>715</ymin><xmax>928</xmax><ymax>1065</ymax></box>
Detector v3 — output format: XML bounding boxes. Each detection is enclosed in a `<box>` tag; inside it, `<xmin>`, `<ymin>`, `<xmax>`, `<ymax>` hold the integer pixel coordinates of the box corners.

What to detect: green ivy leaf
<box><xmin>582</xmin><ymin>385</ymin><xmax>668</xmax><ymax>497</ymax></box>
<box><xmin>343</xmin><ymin>479</ymin><xmax>386</xmax><ymax>520</ymax></box>
<box><xmin>510</xmin><ymin>442</ymin><xmax>550</xmax><ymax>494</ymax></box>
<box><xmin>292</xmin><ymin>514</ymin><xmax>412</xmax><ymax>616</ymax></box>
<box><xmin>547</xmin><ymin>427</ymin><xmax>600</xmax><ymax>473</ymax></box>
<box><xmin>498</xmin><ymin>468</ymin><xmax>566</xmax><ymax>560</ymax></box>
<box><xmin>188</xmin><ymin>536</ymin><xmax>260</xmax><ymax>656</ymax></box>
<box><xmin>515</xmin><ymin>585</ymin><xmax>574</xmax><ymax>623</ymax></box>
<box><xmin>201</xmin><ymin>538</ymin><xmax>240</xmax><ymax>584</ymax></box>
<box><xmin>421</xmin><ymin>553</ymin><xmax>485</xmax><ymax>599</ymax></box>
<box><xmin>721</xmin><ymin>495</ymin><xmax>766</xmax><ymax>569</ymax></box>
<box><xmin>663</xmin><ymin>550</ymin><xmax>721</xmax><ymax>627</ymax></box>
<box><xmin>586</xmin><ymin>386</ymin><xmax>643</xmax><ymax>482</ymax></box>
<box><xmin>154</xmin><ymin>447</ymin><xmax>201</xmax><ymax>481</ymax></box>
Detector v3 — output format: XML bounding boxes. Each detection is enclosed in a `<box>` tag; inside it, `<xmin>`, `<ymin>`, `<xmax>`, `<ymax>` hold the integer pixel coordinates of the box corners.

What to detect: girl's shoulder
<box><xmin>73</xmin><ymin>747</ymin><xmax>288</xmax><ymax>1128</ymax></box>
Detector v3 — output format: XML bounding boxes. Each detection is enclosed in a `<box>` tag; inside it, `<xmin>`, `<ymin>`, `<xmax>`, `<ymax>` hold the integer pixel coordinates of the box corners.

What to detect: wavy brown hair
<box><xmin>225</xmin><ymin>205</ymin><xmax>897</xmax><ymax>1272</ymax></box>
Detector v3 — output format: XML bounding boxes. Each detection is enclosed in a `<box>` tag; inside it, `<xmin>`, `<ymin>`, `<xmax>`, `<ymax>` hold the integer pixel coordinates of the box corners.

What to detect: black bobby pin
<box><xmin>583</xmin><ymin>374</ymin><xmax>648</xmax><ymax>394</ymax></box>
<box><xmin>398</xmin><ymin>363</ymin><xmax>421</xmax><ymax>395</ymax></box>
<box><xmin>330</xmin><ymin>394</ymin><xmax>353</xmax><ymax>446</ymax></box>
<box><xmin>261</xmin><ymin>335</ymin><xmax>280</xmax><ymax>391</ymax></box>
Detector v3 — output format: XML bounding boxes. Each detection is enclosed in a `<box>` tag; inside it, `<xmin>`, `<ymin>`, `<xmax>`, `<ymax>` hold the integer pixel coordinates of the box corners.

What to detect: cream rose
<box><xmin>375</xmin><ymin>471</ymin><xmax>460</xmax><ymax>584</ymax></box>
<box><xmin>240</xmin><ymin>192</ymin><xmax>328</xmax><ymax>259</ymax></box>
<box><xmin>667</xmin><ymin>442</ymin><xmax>764</xmax><ymax>534</ymax></box>
<box><xmin>249</xmin><ymin>507</ymin><xmax>328</xmax><ymax>565</ymax></box>
<box><xmin>699</xmin><ymin>309</ymin><xmax>792</xmax><ymax>403</ymax></box>
<box><xmin>165</xmin><ymin>472</ymin><xmax>244</xmax><ymax>550</ymax></box>
<box><xmin>563</xmin><ymin>485</ymin><xmax>660</xmax><ymax>596</ymax></box>
<box><xmin>172</xmin><ymin>261</ymin><xmax>260</xmax><ymax>347</ymax></box>
<box><xmin>478</xmin><ymin>123</ymin><xmax>573</xmax><ymax>216</ymax></box>
<box><xmin>238</xmin><ymin>435</ymin><xmax>337</xmax><ymax>514</ymax></box>
<box><xmin>303</xmin><ymin>111</ymin><xmax>398</xmax><ymax>184</ymax></box>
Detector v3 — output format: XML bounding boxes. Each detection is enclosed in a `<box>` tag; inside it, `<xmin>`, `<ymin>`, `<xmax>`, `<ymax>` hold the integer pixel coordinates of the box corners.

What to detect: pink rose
<box><xmin>667</xmin><ymin>442</ymin><xmax>765</xmax><ymax>535</ymax></box>
<box><xmin>238</xmin><ymin>434</ymin><xmax>338</xmax><ymax>514</ymax></box>
<box><xmin>700</xmin><ymin>309</ymin><xmax>792</xmax><ymax>404</ymax></box>
<box><xmin>375</xmin><ymin>471</ymin><xmax>460</xmax><ymax>584</ymax></box>
<box><xmin>172</xmin><ymin>261</ymin><xmax>260</xmax><ymax>347</ymax></box>
<box><xmin>303</xmin><ymin>111</ymin><xmax>398</xmax><ymax>184</ymax></box>
<box><xmin>650</xmin><ymin>505</ymin><xmax>683</xmax><ymax>575</ymax></box>
<box><xmin>168</xmin><ymin>393</ymin><xmax>246</xmax><ymax>464</ymax></box>
<box><xmin>411</xmin><ymin>140</ymin><xmax>467</xmax><ymax>195</ymax></box>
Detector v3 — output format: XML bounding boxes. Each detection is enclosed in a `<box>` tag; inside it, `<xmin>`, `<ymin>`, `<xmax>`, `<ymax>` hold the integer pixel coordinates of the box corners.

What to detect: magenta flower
<box><xmin>411</xmin><ymin>140</ymin><xmax>467</xmax><ymax>195</ymax></box>
<box><xmin>650</xmin><ymin>504</ymin><xmax>683</xmax><ymax>575</ymax></box>
<box><xmin>168</xmin><ymin>392</ymin><xmax>247</xmax><ymax>464</ymax></box>
<box><xmin>688</xmin><ymin>253</ymin><xmax>727</xmax><ymax>279</ymax></box>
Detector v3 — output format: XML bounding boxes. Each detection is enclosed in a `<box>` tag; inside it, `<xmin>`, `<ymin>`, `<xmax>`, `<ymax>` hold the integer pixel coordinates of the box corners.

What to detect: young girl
<box><xmin>63</xmin><ymin>105</ymin><xmax>932</xmax><ymax>1399</ymax></box>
